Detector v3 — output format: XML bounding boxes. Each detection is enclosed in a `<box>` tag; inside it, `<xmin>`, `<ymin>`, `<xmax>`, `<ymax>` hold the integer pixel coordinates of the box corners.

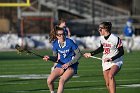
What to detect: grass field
<box><xmin>0</xmin><ymin>49</ymin><xmax>140</xmax><ymax>93</ymax></box>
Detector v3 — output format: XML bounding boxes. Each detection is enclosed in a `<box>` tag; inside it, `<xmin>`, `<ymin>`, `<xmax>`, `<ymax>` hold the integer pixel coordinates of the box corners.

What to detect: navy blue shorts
<box><xmin>55</xmin><ymin>62</ymin><xmax>79</xmax><ymax>74</ymax></box>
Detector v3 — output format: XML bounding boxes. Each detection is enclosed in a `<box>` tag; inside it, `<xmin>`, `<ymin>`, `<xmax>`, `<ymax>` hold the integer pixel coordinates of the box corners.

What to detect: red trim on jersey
<box><xmin>117</xmin><ymin>39</ymin><xmax>123</xmax><ymax>48</ymax></box>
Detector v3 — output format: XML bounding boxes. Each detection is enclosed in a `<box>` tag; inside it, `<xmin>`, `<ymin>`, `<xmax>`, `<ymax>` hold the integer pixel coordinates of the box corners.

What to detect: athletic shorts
<box><xmin>55</xmin><ymin>62</ymin><xmax>79</xmax><ymax>74</ymax></box>
<box><xmin>102</xmin><ymin>61</ymin><xmax>123</xmax><ymax>71</ymax></box>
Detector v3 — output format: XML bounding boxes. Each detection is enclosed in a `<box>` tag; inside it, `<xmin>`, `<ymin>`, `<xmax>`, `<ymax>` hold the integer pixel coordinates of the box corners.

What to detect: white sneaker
<box><xmin>50</xmin><ymin>91</ymin><xmax>55</xmax><ymax>93</ymax></box>
<box><xmin>73</xmin><ymin>74</ymin><xmax>79</xmax><ymax>78</ymax></box>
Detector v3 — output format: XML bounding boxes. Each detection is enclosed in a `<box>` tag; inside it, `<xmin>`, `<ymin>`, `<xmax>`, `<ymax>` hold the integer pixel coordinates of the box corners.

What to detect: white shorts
<box><xmin>102</xmin><ymin>61</ymin><xmax>123</xmax><ymax>71</ymax></box>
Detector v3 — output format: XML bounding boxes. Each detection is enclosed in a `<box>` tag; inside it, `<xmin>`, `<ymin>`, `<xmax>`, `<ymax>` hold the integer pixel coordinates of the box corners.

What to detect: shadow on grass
<box><xmin>9</xmin><ymin>85</ymin><xmax>105</xmax><ymax>93</ymax></box>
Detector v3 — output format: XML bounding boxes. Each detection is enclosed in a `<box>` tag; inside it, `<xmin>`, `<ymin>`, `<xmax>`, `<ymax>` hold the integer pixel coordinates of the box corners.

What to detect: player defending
<box><xmin>43</xmin><ymin>26</ymin><xmax>81</xmax><ymax>93</ymax></box>
<box><xmin>84</xmin><ymin>22</ymin><xmax>124</xmax><ymax>93</ymax></box>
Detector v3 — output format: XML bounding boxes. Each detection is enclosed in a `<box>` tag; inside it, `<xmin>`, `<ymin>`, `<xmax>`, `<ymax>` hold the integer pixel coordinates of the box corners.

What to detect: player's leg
<box><xmin>103</xmin><ymin>70</ymin><xmax>110</xmax><ymax>92</ymax></box>
<box><xmin>129</xmin><ymin>37</ymin><xmax>134</xmax><ymax>52</ymax></box>
<box><xmin>47</xmin><ymin>67</ymin><xmax>64</xmax><ymax>93</ymax></box>
<box><xmin>128</xmin><ymin>38</ymin><xmax>131</xmax><ymax>52</ymax></box>
<box><xmin>57</xmin><ymin>67</ymin><xmax>74</xmax><ymax>93</ymax></box>
<box><xmin>126</xmin><ymin>37</ymin><xmax>130</xmax><ymax>53</ymax></box>
<box><xmin>108</xmin><ymin>65</ymin><xmax>120</xmax><ymax>93</ymax></box>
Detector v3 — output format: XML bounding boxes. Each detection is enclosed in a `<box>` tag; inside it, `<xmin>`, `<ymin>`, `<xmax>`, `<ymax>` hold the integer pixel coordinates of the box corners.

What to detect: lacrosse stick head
<box><xmin>15</xmin><ymin>44</ymin><xmax>24</xmax><ymax>52</ymax></box>
<box><xmin>15</xmin><ymin>44</ymin><xmax>31</xmax><ymax>54</ymax></box>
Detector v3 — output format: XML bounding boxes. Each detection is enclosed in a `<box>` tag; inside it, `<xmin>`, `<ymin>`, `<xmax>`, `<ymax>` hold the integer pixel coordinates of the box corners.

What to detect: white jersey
<box><xmin>100</xmin><ymin>34</ymin><xmax>123</xmax><ymax>71</ymax></box>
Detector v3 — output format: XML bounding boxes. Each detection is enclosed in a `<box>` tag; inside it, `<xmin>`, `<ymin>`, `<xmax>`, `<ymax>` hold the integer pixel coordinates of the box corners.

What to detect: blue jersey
<box><xmin>52</xmin><ymin>38</ymin><xmax>78</xmax><ymax>64</ymax></box>
<box><xmin>124</xmin><ymin>25</ymin><xmax>134</xmax><ymax>37</ymax></box>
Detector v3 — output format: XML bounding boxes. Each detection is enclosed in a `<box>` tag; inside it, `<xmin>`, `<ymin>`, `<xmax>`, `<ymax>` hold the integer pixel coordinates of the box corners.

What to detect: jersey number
<box><xmin>104</xmin><ymin>48</ymin><xmax>110</xmax><ymax>54</ymax></box>
<box><xmin>63</xmin><ymin>53</ymin><xmax>66</xmax><ymax>58</ymax></box>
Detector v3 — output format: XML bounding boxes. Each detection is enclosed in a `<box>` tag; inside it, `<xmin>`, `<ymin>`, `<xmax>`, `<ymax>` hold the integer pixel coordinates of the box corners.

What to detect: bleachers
<box><xmin>40</xmin><ymin>0</ymin><xmax>93</xmax><ymax>19</ymax></box>
<box><xmin>40</xmin><ymin>0</ymin><xmax>131</xmax><ymax>34</ymax></box>
<box><xmin>93</xmin><ymin>0</ymin><xmax>130</xmax><ymax>34</ymax></box>
<box><xmin>1</xmin><ymin>0</ymin><xmax>138</xmax><ymax>35</ymax></box>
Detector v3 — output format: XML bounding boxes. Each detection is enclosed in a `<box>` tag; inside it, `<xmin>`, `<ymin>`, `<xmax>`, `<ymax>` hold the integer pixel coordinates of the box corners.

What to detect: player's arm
<box><xmin>66</xmin><ymin>27</ymin><xmax>71</xmax><ymax>37</ymax></box>
<box><xmin>107</xmin><ymin>37</ymin><xmax>124</xmax><ymax>62</ymax></box>
<box><xmin>67</xmin><ymin>48</ymin><xmax>82</xmax><ymax>66</ymax></box>
<box><xmin>111</xmin><ymin>46</ymin><xmax>124</xmax><ymax>61</ymax></box>
<box><xmin>49</xmin><ymin>51</ymin><xmax>58</xmax><ymax>62</ymax></box>
<box><xmin>43</xmin><ymin>51</ymin><xmax>58</xmax><ymax>62</ymax></box>
<box><xmin>111</xmin><ymin>38</ymin><xmax>124</xmax><ymax>61</ymax></box>
<box><xmin>90</xmin><ymin>44</ymin><xmax>104</xmax><ymax>56</ymax></box>
<box><xmin>84</xmin><ymin>42</ymin><xmax>103</xmax><ymax>58</ymax></box>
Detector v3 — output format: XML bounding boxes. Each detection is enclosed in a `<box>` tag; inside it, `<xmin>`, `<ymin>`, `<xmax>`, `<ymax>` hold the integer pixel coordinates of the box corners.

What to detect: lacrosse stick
<box><xmin>90</xmin><ymin>56</ymin><xmax>102</xmax><ymax>60</ymax></box>
<box><xmin>15</xmin><ymin>44</ymin><xmax>63</xmax><ymax>64</ymax></box>
<box><xmin>15</xmin><ymin>44</ymin><xmax>44</xmax><ymax>58</ymax></box>
<box><xmin>82</xmin><ymin>52</ymin><xmax>102</xmax><ymax>60</ymax></box>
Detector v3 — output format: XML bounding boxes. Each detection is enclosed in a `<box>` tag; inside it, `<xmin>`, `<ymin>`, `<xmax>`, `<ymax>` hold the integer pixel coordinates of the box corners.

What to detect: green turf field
<box><xmin>0</xmin><ymin>49</ymin><xmax>140</xmax><ymax>93</ymax></box>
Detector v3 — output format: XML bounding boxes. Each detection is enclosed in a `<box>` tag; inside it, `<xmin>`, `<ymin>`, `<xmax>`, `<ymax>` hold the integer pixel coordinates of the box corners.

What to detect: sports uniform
<box><xmin>90</xmin><ymin>33</ymin><xmax>124</xmax><ymax>71</ymax></box>
<box><xmin>84</xmin><ymin>22</ymin><xmax>124</xmax><ymax>93</ymax></box>
<box><xmin>52</xmin><ymin>38</ymin><xmax>79</xmax><ymax>73</ymax></box>
<box><xmin>100</xmin><ymin>34</ymin><xmax>123</xmax><ymax>71</ymax></box>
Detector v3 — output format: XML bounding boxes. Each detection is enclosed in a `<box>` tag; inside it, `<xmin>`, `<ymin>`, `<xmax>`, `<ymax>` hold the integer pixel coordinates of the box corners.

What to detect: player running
<box><xmin>43</xmin><ymin>26</ymin><xmax>81</xmax><ymax>93</ymax></box>
<box><xmin>51</xmin><ymin>18</ymin><xmax>71</xmax><ymax>72</ymax></box>
<box><xmin>84</xmin><ymin>22</ymin><xmax>124</xmax><ymax>93</ymax></box>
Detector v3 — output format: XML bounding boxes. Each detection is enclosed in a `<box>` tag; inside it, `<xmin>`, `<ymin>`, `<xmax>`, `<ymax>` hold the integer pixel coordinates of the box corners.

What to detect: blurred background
<box><xmin>1</xmin><ymin>1</ymin><xmax>140</xmax><ymax>93</ymax></box>
<box><xmin>0</xmin><ymin>0</ymin><xmax>140</xmax><ymax>51</ymax></box>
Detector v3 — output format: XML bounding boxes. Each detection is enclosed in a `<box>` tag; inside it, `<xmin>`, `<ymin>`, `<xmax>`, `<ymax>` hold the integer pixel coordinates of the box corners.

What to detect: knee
<box><xmin>105</xmin><ymin>82</ymin><xmax>109</xmax><ymax>87</ymax></box>
<box><xmin>47</xmin><ymin>78</ymin><xmax>53</xmax><ymax>85</ymax></box>
<box><xmin>59</xmin><ymin>78</ymin><xmax>66</xmax><ymax>85</ymax></box>
<box><xmin>108</xmin><ymin>74</ymin><xmax>114</xmax><ymax>80</ymax></box>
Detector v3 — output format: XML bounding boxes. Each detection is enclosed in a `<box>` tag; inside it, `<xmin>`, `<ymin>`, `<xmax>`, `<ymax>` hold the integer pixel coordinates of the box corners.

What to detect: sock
<box><xmin>50</xmin><ymin>91</ymin><xmax>55</xmax><ymax>93</ymax></box>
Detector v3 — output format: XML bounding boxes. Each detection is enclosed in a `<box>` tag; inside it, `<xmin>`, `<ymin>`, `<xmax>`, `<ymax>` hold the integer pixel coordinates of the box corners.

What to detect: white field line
<box><xmin>0</xmin><ymin>74</ymin><xmax>50</xmax><ymax>79</ymax></box>
<box><xmin>0</xmin><ymin>82</ymin><xmax>29</xmax><ymax>86</ymax></box>
<box><xmin>0</xmin><ymin>74</ymin><xmax>140</xmax><ymax>92</ymax></box>
<box><xmin>0</xmin><ymin>67</ymin><xmax>50</xmax><ymax>70</ymax></box>
<box><xmin>0</xmin><ymin>64</ymin><xmax>49</xmax><ymax>67</ymax></box>
<box><xmin>120</xmin><ymin>84</ymin><xmax>140</xmax><ymax>87</ymax></box>
<box><xmin>0</xmin><ymin>74</ymin><xmax>139</xmax><ymax>82</ymax></box>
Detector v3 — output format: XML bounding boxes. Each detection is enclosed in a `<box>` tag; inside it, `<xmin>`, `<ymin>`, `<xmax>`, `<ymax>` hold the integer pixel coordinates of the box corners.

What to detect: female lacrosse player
<box><xmin>43</xmin><ymin>26</ymin><xmax>81</xmax><ymax>93</ymax></box>
<box><xmin>84</xmin><ymin>22</ymin><xmax>124</xmax><ymax>93</ymax></box>
<box><xmin>51</xmin><ymin>18</ymin><xmax>71</xmax><ymax>73</ymax></box>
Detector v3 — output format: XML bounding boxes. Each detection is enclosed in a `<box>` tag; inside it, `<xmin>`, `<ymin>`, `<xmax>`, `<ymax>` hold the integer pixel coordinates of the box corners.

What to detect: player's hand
<box><xmin>62</xmin><ymin>63</ymin><xmax>69</xmax><ymax>69</ymax></box>
<box><xmin>83</xmin><ymin>53</ymin><xmax>91</xmax><ymax>58</ymax></box>
<box><xmin>104</xmin><ymin>58</ymin><xmax>112</xmax><ymax>62</ymax></box>
<box><xmin>43</xmin><ymin>56</ymin><xmax>49</xmax><ymax>61</ymax></box>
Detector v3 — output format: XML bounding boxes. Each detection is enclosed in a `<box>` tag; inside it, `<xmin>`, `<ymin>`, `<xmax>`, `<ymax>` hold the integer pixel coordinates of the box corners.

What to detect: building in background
<box><xmin>0</xmin><ymin>0</ymin><xmax>140</xmax><ymax>36</ymax></box>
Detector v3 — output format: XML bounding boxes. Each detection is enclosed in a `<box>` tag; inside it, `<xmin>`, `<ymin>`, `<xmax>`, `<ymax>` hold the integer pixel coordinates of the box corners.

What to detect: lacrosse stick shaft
<box><xmin>90</xmin><ymin>56</ymin><xmax>102</xmax><ymax>60</ymax></box>
<box><xmin>15</xmin><ymin>44</ymin><xmax>64</xmax><ymax>64</ymax></box>
<box><xmin>27</xmin><ymin>50</ymin><xmax>44</xmax><ymax>58</ymax></box>
<box><xmin>26</xmin><ymin>50</ymin><xmax>62</xmax><ymax>63</ymax></box>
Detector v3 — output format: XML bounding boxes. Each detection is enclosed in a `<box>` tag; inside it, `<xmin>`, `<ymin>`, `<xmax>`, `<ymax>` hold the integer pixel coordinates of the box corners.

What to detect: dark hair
<box><xmin>58</xmin><ymin>18</ymin><xmax>66</xmax><ymax>25</ymax></box>
<box><xmin>49</xmin><ymin>25</ymin><xmax>64</xmax><ymax>43</ymax></box>
<box><xmin>55</xmin><ymin>26</ymin><xmax>64</xmax><ymax>31</ymax></box>
<box><xmin>100</xmin><ymin>22</ymin><xmax>112</xmax><ymax>32</ymax></box>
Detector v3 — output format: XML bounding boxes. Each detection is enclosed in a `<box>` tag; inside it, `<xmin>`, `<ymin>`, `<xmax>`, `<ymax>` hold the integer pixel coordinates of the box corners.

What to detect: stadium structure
<box><xmin>0</xmin><ymin>0</ymin><xmax>140</xmax><ymax>49</ymax></box>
